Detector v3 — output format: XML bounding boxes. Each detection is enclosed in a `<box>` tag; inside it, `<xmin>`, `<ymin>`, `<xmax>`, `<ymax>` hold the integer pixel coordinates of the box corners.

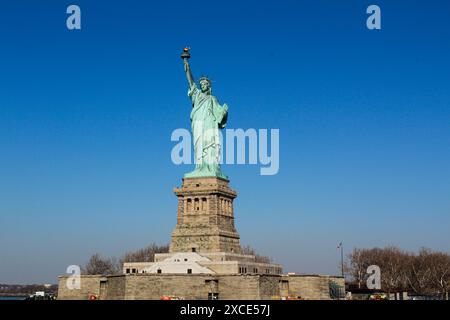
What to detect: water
<box><xmin>0</xmin><ymin>296</ymin><xmax>27</xmax><ymax>300</ymax></box>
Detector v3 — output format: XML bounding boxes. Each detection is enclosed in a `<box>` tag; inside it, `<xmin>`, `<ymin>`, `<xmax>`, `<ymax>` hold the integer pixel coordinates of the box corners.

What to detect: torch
<box><xmin>181</xmin><ymin>47</ymin><xmax>191</xmax><ymax>60</ymax></box>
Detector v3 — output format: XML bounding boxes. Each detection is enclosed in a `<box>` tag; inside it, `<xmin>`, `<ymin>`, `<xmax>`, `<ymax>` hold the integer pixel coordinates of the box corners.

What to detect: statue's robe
<box><xmin>186</xmin><ymin>84</ymin><xmax>228</xmax><ymax>178</ymax></box>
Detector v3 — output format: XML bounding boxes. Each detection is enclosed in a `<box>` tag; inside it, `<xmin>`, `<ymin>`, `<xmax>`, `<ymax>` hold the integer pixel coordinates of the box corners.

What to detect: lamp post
<box><xmin>338</xmin><ymin>242</ymin><xmax>344</xmax><ymax>277</ymax></box>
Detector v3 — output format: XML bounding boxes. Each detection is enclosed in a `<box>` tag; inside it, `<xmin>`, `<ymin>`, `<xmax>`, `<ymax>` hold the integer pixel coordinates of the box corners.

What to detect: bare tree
<box><xmin>241</xmin><ymin>245</ymin><xmax>273</xmax><ymax>263</ymax></box>
<box><xmin>346</xmin><ymin>248</ymin><xmax>371</xmax><ymax>289</ymax></box>
<box><xmin>121</xmin><ymin>243</ymin><xmax>169</xmax><ymax>263</ymax></box>
<box><xmin>82</xmin><ymin>253</ymin><xmax>121</xmax><ymax>275</ymax></box>
<box><xmin>428</xmin><ymin>251</ymin><xmax>450</xmax><ymax>300</ymax></box>
<box><xmin>405</xmin><ymin>248</ymin><xmax>433</xmax><ymax>296</ymax></box>
<box><xmin>346</xmin><ymin>246</ymin><xmax>450</xmax><ymax>299</ymax></box>
<box><xmin>374</xmin><ymin>246</ymin><xmax>410</xmax><ymax>294</ymax></box>
<box><xmin>81</xmin><ymin>244</ymin><xmax>169</xmax><ymax>275</ymax></box>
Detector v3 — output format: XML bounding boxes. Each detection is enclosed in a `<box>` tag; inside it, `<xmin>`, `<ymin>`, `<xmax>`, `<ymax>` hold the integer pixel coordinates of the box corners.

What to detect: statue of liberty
<box><xmin>181</xmin><ymin>48</ymin><xmax>228</xmax><ymax>179</ymax></box>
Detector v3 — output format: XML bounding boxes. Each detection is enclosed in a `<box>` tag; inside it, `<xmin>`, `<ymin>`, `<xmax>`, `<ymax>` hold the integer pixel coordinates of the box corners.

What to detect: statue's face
<box><xmin>200</xmin><ymin>80</ymin><xmax>211</xmax><ymax>93</ymax></box>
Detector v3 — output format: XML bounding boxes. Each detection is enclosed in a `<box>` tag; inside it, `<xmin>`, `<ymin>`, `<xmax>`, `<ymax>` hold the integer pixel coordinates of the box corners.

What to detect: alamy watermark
<box><xmin>66</xmin><ymin>265</ymin><xmax>81</xmax><ymax>290</ymax></box>
<box><xmin>367</xmin><ymin>5</ymin><xmax>381</xmax><ymax>30</ymax></box>
<box><xmin>65</xmin><ymin>4</ymin><xmax>381</xmax><ymax>31</ymax></box>
<box><xmin>66</xmin><ymin>5</ymin><xmax>81</xmax><ymax>30</ymax></box>
<box><xmin>171</xmin><ymin>128</ymin><xmax>280</xmax><ymax>176</ymax></box>
<box><xmin>366</xmin><ymin>265</ymin><xmax>381</xmax><ymax>290</ymax></box>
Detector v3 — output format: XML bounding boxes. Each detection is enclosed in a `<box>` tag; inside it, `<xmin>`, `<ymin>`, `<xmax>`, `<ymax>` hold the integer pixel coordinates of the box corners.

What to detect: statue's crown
<box><xmin>199</xmin><ymin>75</ymin><xmax>212</xmax><ymax>84</ymax></box>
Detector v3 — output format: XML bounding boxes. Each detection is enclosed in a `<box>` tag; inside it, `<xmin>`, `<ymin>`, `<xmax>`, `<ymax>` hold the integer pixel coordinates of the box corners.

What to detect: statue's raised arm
<box><xmin>181</xmin><ymin>48</ymin><xmax>195</xmax><ymax>88</ymax></box>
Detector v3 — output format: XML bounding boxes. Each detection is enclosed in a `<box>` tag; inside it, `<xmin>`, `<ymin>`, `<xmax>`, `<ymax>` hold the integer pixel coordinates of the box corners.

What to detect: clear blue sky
<box><xmin>0</xmin><ymin>0</ymin><xmax>449</xmax><ymax>284</ymax></box>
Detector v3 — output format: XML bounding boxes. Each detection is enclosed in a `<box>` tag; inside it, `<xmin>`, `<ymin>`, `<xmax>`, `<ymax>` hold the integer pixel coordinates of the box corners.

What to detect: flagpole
<box><xmin>340</xmin><ymin>242</ymin><xmax>344</xmax><ymax>278</ymax></box>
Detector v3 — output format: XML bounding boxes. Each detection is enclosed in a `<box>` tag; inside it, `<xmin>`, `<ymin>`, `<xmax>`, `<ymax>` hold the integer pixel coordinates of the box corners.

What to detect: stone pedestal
<box><xmin>169</xmin><ymin>177</ymin><xmax>242</xmax><ymax>254</ymax></box>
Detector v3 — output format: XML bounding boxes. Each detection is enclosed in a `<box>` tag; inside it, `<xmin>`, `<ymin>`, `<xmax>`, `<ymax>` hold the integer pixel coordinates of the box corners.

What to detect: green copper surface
<box><xmin>182</xmin><ymin>50</ymin><xmax>228</xmax><ymax>180</ymax></box>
